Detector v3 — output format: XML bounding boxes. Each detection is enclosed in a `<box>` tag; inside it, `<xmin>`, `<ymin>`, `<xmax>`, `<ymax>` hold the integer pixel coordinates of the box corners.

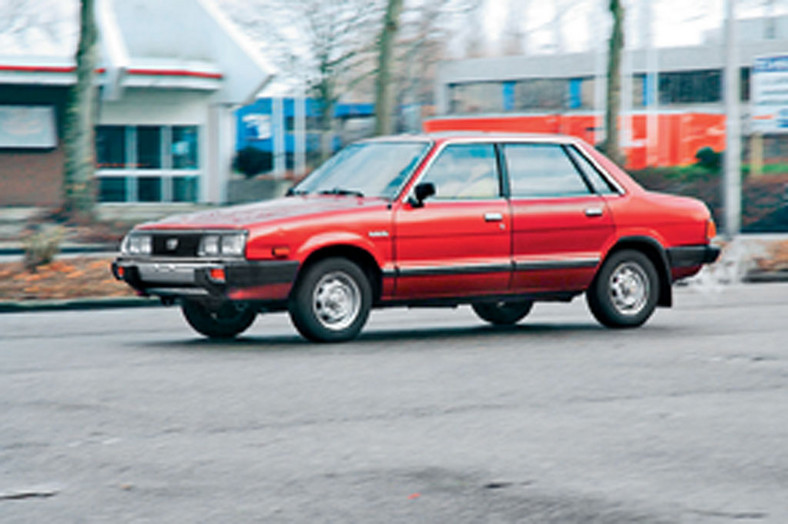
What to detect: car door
<box><xmin>502</xmin><ymin>142</ymin><xmax>618</xmax><ymax>293</ymax></box>
<box><xmin>393</xmin><ymin>143</ymin><xmax>511</xmax><ymax>299</ymax></box>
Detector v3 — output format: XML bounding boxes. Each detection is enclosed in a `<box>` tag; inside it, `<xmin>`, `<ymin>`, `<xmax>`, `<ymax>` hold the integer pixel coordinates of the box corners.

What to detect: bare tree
<box><xmin>0</xmin><ymin>0</ymin><xmax>63</xmax><ymax>41</ymax></box>
<box><xmin>392</xmin><ymin>0</ymin><xmax>481</xmax><ymax>127</ymax></box>
<box><xmin>501</xmin><ymin>0</ymin><xmax>527</xmax><ymax>56</ymax></box>
<box><xmin>62</xmin><ymin>0</ymin><xmax>98</xmax><ymax>221</ymax></box>
<box><xmin>374</xmin><ymin>0</ymin><xmax>404</xmax><ymax>135</ymax></box>
<box><xmin>603</xmin><ymin>0</ymin><xmax>624</xmax><ymax>165</ymax></box>
<box><xmin>218</xmin><ymin>0</ymin><xmax>384</xmax><ymax>159</ymax></box>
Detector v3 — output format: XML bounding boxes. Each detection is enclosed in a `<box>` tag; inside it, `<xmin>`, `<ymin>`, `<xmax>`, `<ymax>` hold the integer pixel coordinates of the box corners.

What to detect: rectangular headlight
<box><xmin>199</xmin><ymin>235</ymin><xmax>220</xmax><ymax>256</ymax></box>
<box><xmin>198</xmin><ymin>232</ymin><xmax>246</xmax><ymax>257</ymax></box>
<box><xmin>122</xmin><ymin>234</ymin><xmax>152</xmax><ymax>255</ymax></box>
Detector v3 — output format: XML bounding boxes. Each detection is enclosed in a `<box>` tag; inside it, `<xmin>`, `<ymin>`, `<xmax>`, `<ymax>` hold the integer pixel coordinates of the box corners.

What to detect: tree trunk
<box><xmin>319</xmin><ymin>82</ymin><xmax>335</xmax><ymax>162</ymax></box>
<box><xmin>374</xmin><ymin>0</ymin><xmax>404</xmax><ymax>136</ymax></box>
<box><xmin>62</xmin><ymin>0</ymin><xmax>98</xmax><ymax>222</ymax></box>
<box><xmin>603</xmin><ymin>0</ymin><xmax>624</xmax><ymax>166</ymax></box>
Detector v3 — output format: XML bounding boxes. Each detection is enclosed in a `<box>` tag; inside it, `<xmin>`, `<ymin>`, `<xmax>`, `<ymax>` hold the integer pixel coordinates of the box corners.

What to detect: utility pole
<box><xmin>723</xmin><ymin>0</ymin><xmax>741</xmax><ymax>238</ymax></box>
<box><xmin>644</xmin><ymin>0</ymin><xmax>659</xmax><ymax>167</ymax></box>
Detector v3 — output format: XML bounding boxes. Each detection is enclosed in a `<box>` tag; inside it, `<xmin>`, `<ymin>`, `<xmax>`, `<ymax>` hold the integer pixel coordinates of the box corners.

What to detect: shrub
<box><xmin>233</xmin><ymin>147</ymin><xmax>273</xmax><ymax>179</ymax></box>
<box><xmin>23</xmin><ymin>224</ymin><xmax>64</xmax><ymax>273</ymax></box>
<box><xmin>695</xmin><ymin>147</ymin><xmax>722</xmax><ymax>170</ymax></box>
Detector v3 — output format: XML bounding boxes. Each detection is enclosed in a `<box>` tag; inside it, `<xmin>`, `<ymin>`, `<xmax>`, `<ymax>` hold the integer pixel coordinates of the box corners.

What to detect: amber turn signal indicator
<box><xmin>272</xmin><ymin>246</ymin><xmax>290</xmax><ymax>258</ymax></box>
<box><xmin>209</xmin><ymin>267</ymin><xmax>226</xmax><ymax>282</ymax></box>
<box><xmin>707</xmin><ymin>219</ymin><xmax>717</xmax><ymax>240</ymax></box>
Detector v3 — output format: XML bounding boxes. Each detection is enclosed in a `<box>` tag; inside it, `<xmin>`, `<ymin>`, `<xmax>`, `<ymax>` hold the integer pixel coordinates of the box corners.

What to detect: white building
<box><xmin>0</xmin><ymin>0</ymin><xmax>271</xmax><ymax>208</ymax></box>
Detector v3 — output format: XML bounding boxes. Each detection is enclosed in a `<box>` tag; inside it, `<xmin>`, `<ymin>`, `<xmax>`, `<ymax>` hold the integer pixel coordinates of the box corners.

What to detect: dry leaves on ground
<box><xmin>0</xmin><ymin>257</ymin><xmax>136</xmax><ymax>301</ymax></box>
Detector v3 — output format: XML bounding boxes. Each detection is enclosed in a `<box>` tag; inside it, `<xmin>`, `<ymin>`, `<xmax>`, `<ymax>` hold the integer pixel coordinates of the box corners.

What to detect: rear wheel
<box><xmin>288</xmin><ymin>258</ymin><xmax>372</xmax><ymax>342</ymax></box>
<box><xmin>181</xmin><ymin>299</ymin><xmax>257</xmax><ymax>339</ymax></box>
<box><xmin>587</xmin><ymin>249</ymin><xmax>659</xmax><ymax>328</ymax></box>
<box><xmin>472</xmin><ymin>300</ymin><xmax>533</xmax><ymax>325</ymax></box>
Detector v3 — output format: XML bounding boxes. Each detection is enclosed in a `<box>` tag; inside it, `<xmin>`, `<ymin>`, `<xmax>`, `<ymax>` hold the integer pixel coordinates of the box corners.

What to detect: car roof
<box><xmin>361</xmin><ymin>132</ymin><xmax>581</xmax><ymax>146</ymax></box>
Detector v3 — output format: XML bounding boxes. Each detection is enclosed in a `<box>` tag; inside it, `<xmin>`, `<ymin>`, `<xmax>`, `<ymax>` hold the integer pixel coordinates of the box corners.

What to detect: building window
<box><xmin>137</xmin><ymin>126</ymin><xmax>162</xmax><ymax>169</ymax></box>
<box><xmin>98</xmin><ymin>177</ymin><xmax>127</xmax><ymax>202</ymax></box>
<box><xmin>512</xmin><ymin>79</ymin><xmax>567</xmax><ymax>111</ymax></box>
<box><xmin>172</xmin><ymin>126</ymin><xmax>199</xmax><ymax>169</ymax></box>
<box><xmin>96</xmin><ymin>126</ymin><xmax>126</xmax><ymax>169</ymax></box>
<box><xmin>580</xmin><ymin>77</ymin><xmax>596</xmax><ymax>109</ymax></box>
<box><xmin>448</xmin><ymin>82</ymin><xmax>505</xmax><ymax>114</ymax></box>
<box><xmin>95</xmin><ymin>124</ymin><xmax>200</xmax><ymax>203</ymax></box>
<box><xmin>659</xmin><ymin>70</ymin><xmax>721</xmax><ymax>105</ymax></box>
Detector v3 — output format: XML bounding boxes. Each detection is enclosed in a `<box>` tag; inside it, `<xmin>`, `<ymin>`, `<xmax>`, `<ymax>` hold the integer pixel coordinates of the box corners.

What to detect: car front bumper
<box><xmin>112</xmin><ymin>258</ymin><xmax>299</xmax><ymax>302</ymax></box>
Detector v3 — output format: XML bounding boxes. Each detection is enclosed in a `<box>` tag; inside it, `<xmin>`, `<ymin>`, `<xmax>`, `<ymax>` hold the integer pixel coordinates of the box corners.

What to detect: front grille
<box><xmin>152</xmin><ymin>233</ymin><xmax>201</xmax><ymax>257</ymax></box>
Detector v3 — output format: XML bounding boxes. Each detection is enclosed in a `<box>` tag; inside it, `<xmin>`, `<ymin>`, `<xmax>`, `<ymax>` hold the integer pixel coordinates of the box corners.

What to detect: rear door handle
<box><xmin>585</xmin><ymin>208</ymin><xmax>603</xmax><ymax>217</ymax></box>
<box><xmin>484</xmin><ymin>212</ymin><xmax>503</xmax><ymax>222</ymax></box>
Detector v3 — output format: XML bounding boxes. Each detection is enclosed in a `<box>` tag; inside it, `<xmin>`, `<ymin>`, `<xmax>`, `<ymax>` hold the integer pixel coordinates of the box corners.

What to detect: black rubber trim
<box><xmin>224</xmin><ymin>261</ymin><xmax>299</xmax><ymax>287</ymax></box>
<box><xmin>514</xmin><ymin>258</ymin><xmax>599</xmax><ymax>271</ymax></box>
<box><xmin>397</xmin><ymin>263</ymin><xmax>513</xmax><ymax>277</ymax></box>
<box><xmin>667</xmin><ymin>245</ymin><xmax>721</xmax><ymax>268</ymax></box>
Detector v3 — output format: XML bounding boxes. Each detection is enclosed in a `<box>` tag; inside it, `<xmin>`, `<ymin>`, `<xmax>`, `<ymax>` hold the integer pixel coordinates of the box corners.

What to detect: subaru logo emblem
<box><xmin>166</xmin><ymin>238</ymin><xmax>179</xmax><ymax>251</ymax></box>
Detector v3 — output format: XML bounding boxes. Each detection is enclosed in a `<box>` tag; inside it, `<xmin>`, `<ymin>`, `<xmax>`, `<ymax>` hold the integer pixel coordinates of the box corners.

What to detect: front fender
<box><xmin>295</xmin><ymin>231</ymin><xmax>387</xmax><ymax>269</ymax></box>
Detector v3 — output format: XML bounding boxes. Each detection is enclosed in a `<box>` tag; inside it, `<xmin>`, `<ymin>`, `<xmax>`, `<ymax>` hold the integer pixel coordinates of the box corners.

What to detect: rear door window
<box><xmin>502</xmin><ymin>143</ymin><xmax>592</xmax><ymax>198</ymax></box>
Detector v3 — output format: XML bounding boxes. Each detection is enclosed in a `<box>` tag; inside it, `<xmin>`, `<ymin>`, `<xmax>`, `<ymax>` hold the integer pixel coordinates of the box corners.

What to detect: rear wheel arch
<box><xmin>601</xmin><ymin>237</ymin><xmax>672</xmax><ymax>308</ymax></box>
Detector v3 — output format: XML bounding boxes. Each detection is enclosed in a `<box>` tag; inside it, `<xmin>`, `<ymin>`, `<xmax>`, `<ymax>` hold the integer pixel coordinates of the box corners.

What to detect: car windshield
<box><xmin>291</xmin><ymin>141</ymin><xmax>430</xmax><ymax>200</ymax></box>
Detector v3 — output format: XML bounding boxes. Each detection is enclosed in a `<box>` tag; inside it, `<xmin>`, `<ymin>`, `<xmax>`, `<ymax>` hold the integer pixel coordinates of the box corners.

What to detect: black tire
<box><xmin>586</xmin><ymin>249</ymin><xmax>659</xmax><ymax>328</ymax></box>
<box><xmin>472</xmin><ymin>300</ymin><xmax>533</xmax><ymax>325</ymax></box>
<box><xmin>288</xmin><ymin>258</ymin><xmax>372</xmax><ymax>342</ymax></box>
<box><xmin>181</xmin><ymin>299</ymin><xmax>257</xmax><ymax>339</ymax></box>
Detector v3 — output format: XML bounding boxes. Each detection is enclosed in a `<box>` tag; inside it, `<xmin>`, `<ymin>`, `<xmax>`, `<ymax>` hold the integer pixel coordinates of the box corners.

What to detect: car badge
<box><xmin>166</xmin><ymin>238</ymin><xmax>179</xmax><ymax>251</ymax></box>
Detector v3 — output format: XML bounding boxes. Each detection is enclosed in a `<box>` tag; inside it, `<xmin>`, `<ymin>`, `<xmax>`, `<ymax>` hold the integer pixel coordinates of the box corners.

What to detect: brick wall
<box><xmin>0</xmin><ymin>85</ymin><xmax>69</xmax><ymax>207</ymax></box>
<box><xmin>0</xmin><ymin>146</ymin><xmax>64</xmax><ymax>206</ymax></box>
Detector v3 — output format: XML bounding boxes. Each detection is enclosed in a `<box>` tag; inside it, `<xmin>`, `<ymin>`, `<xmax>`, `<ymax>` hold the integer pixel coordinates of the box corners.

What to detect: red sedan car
<box><xmin>113</xmin><ymin>133</ymin><xmax>719</xmax><ymax>342</ymax></box>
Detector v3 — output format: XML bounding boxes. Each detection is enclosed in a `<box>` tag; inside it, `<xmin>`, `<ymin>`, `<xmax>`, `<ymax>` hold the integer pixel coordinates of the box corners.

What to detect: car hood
<box><xmin>138</xmin><ymin>196</ymin><xmax>389</xmax><ymax>230</ymax></box>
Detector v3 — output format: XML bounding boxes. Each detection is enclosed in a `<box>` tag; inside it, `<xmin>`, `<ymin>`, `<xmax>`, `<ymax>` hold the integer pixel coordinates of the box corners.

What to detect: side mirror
<box><xmin>409</xmin><ymin>182</ymin><xmax>435</xmax><ymax>208</ymax></box>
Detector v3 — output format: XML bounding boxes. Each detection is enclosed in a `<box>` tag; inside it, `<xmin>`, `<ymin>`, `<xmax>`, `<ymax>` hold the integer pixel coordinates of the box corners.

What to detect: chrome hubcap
<box><xmin>313</xmin><ymin>271</ymin><xmax>361</xmax><ymax>331</ymax></box>
<box><xmin>608</xmin><ymin>262</ymin><xmax>649</xmax><ymax>316</ymax></box>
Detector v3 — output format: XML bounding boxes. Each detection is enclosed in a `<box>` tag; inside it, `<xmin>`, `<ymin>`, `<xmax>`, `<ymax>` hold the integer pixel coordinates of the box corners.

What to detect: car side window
<box><xmin>503</xmin><ymin>143</ymin><xmax>592</xmax><ymax>198</ymax></box>
<box><xmin>420</xmin><ymin>144</ymin><xmax>499</xmax><ymax>200</ymax></box>
<box><xmin>565</xmin><ymin>145</ymin><xmax>618</xmax><ymax>195</ymax></box>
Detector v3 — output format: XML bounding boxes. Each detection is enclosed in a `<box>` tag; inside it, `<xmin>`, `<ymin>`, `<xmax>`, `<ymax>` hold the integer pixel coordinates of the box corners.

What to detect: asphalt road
<box><xmin>1</xmin><ymin>283</ymin><xmax>787</xmax><ymax>523</ymax></box>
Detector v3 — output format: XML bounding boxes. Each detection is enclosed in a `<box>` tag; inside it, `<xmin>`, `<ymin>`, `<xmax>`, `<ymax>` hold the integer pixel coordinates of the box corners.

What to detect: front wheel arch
<box><xmin>296</xmin><ymin>245</ymin><xmax>382</xmax><ymax>304</ymax></box>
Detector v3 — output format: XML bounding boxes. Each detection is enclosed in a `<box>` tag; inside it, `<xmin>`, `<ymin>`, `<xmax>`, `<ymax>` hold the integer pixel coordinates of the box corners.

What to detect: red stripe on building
<box><xmin>126</xmin><ymin>68</ymin><xmax>222</xmax><ymax>80</ymax></box>
<box><xmin>0</xmin><ymin>65</ymin><xmax>107</xmax><ymax>74</ymax></box>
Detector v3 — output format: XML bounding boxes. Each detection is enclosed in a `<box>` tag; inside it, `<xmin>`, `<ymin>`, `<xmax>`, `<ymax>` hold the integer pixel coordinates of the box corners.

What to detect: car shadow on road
<box><xmin>140</xmin><ymin>321</ymin><xmax>621</xmax><ymax>354</ymax></box>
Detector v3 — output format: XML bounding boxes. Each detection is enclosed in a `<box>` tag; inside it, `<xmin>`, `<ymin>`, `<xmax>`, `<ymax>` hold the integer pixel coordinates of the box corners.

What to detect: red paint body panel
<box><xmin>393</xmin><ymin>199</ymin><xmax>511</xmax><ymax>298</ymax></box>
<box><xmin>510</xmin><ymin>195</ymin><xmax>614</xmax><ymax>292</ymax></box>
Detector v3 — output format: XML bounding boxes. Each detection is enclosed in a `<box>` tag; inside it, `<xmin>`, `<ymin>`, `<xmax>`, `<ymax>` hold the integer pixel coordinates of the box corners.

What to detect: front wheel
<box><xmin>181</xmin><ymin>299</ymin><xmax>257</xmax><ymax>339</ymax></box>
<box><xmin>472</xmin><ymin>300</ymin><xmax>533</xmax><ymax>325</ymax></box>
<box><xmin>288</xmin><ymin>258</ymin><xmax>372</xmax><ymax>342</ymax></box>
<box><xmin>586</xmin><ymin>249</ymin><xmax>659</xmax><ymax>328</ymax></box>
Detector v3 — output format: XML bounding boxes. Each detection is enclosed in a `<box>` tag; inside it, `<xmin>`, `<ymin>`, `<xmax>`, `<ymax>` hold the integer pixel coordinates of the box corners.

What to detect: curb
<box><xmin>0</xmin><ymin>245</ymin><xmax>117</xmax><ymax>256</ymax></box>
<box><xmin>743</xmin><ymin>271</ymin><xmax>788</xmax><ymax>283</ymax></box>
<box><xmin>0</xmin><ymin>297</ymin><xmax>160</xmax><ymax>314</ymax></box>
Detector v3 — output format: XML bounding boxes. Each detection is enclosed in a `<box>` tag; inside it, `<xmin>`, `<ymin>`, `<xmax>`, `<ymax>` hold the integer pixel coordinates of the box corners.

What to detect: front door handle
<box><xmin>585</xmin><ymin>208</ymin><xmax>603</xmax><ymax>217</ymax></box>
<box><xmin>484</xmin><ymin>212</ymin><xmax>503</xmax><ymax>222</ymax></box>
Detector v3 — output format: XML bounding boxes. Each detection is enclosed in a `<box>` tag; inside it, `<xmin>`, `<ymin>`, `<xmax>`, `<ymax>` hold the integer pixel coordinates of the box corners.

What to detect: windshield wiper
<box><xmin>286</xmin><ymin>187</ymin><xmax>309</xmax><ymax>196</ymax></box>
<box><xmin>318</xmin><ymin>188</ymin><xmax>365</xmax><ymax>197</ymax></box>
